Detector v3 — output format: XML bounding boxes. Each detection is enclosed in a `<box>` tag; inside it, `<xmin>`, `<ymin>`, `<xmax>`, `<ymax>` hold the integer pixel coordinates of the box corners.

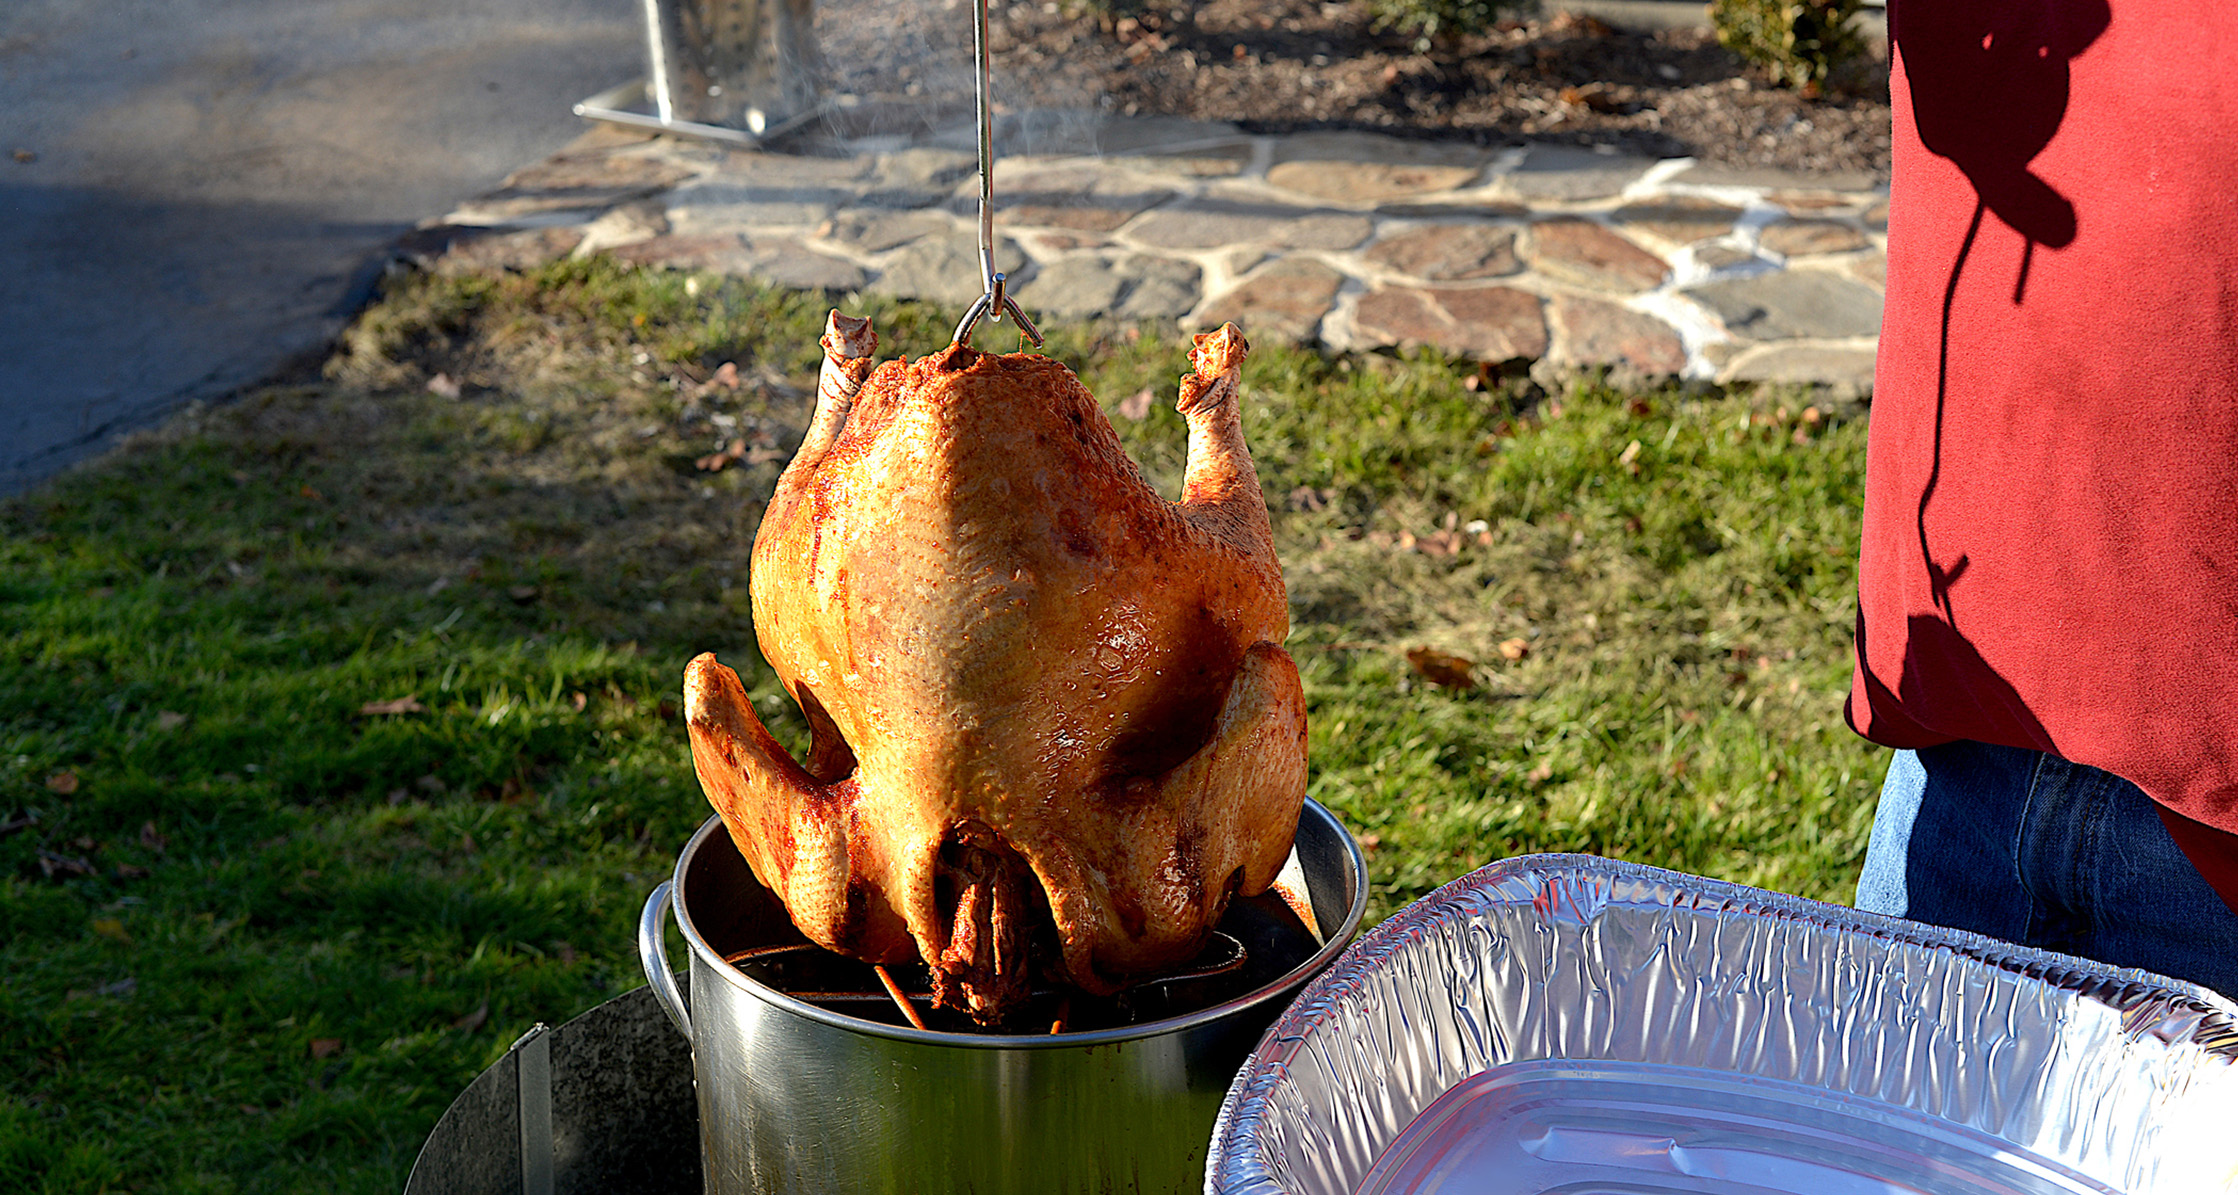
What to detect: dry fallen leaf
<box><xmin>45</xmin><ymin>770</ymin><xmax>80</xmax><ymax>795</ymax></box>
<box><xmin>309</xmin><ymin>1038</ymin><xmax>344</xmax><ymax>1059</ymax></box>
<box><xmin>1356</xmin><ymin>832</ymin><xmax>1383</xmax><ymax>854</ymax></box>
<box><xmin>570</xmin><ymin>690</ymin><xmax>588</xmax><ymax>712</ymax></box>
<box><xmin>360</xmin><ymin>696</ymin><xmax>425</xmax><ymax>716</ymax></box>
<box><xmin>91</xmin><ymin>918</ymin><xmax>130</xmax><ymax>942</ymax></box>
<box><xmin>1499</xmin><ymin>637</ymin><xmax>1531</xmax><ymax>661</ymax></box>
<box><xmin>425</xmin><ymin>373</ymin><xmax>463</xmax><ymax>399</ymax></box>
<box><xmin>39</xmin><ymin>851</ymin><xmax>94</xmax><ymax>879</ymax></box>
<box><xmin>1559</xmin><ymin>83</ymin><xmax>1621</xmax><ymax>113</ymax></box>
<box><xmin>1526</xmin><ymin>762</ymin><xmax>1555</xmax><ymax>783</ymax></box>
<box><xmin>1405</xmin><ymin>647</ymin><xmax>1478</xmax><ymax>690</ymax></box>
<box><xmin>1117</xmin><ymin>387</ymin><xmax>1156</xmax><ymax>421</ymax></box>
<box><xmin>696</xmin><ymin>439</ymin><xmax>746</xmax><ymax>471</ymax></box>
<box><xmin>453</xmin><ymin>1002</ymin><xmax>490</xmax><ymax>1033</ymax></box>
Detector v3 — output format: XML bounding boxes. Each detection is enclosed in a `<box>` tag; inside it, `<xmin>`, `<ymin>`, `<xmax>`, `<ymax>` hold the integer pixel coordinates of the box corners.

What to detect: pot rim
<box><xmin>668</xmin><ymin>798</ymin><xmax>1368</xmax><ymax>1050</ymax></box>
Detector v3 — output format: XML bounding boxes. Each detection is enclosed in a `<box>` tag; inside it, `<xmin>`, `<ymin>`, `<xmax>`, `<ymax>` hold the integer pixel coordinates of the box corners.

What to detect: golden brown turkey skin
<box><xmin>684</xmin><ymin>319</ymin><xmax>1305</xmax><ymax>1024</ymax></box>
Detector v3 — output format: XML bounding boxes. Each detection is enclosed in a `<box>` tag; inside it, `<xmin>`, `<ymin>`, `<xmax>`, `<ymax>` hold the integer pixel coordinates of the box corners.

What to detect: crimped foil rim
<box><xmin>1208</xmin><ymin>853</ymin><xmax>2238</xmax><ymax>1195</ymax></box>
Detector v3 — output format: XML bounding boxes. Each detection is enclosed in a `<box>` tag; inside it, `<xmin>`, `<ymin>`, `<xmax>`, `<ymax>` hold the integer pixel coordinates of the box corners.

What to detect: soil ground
<box><xmin>822</xmin><ymin>0</ymin><xmax>1893</xmax><ymax>177</ymax></box>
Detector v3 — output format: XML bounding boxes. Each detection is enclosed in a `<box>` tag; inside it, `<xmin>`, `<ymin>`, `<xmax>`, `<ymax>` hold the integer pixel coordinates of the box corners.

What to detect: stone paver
<box><xmin>1683</xmin><ymin>270</ymin><xmax>1885</xmax><ymax>340</ymax></box>
<box><xmin>1611</xmin><ymin>198</ymin><xmax>1743</xmax><ymax>248</ymax></box>
<box><xmin>429</xmin><ymin>109</ymin><xmax>1893</xmax><ymax>390</ymax></box>
<box><xmin>605</xmin><ymin>233</ymin><xmax>755</xmax><ymax>274</ymax></box>
<box><xmin>1499</xmin><ymin>145</ymin><xmax>1657</xmax><ymax>202</ymax></box>
<box><xmin>864</xmin><ymin>148</ymin><xmax>979</xmax><ymax>208</ymax></box>
<box><xmin>1022</xmin><ymin>255</ymin><xmax>1200</xmax><ymax>321</ymax></box>
<box><xmin>1200</xmin><ymin>259</ymin><xmax>1347</xmax><ymax>344</ymax></box>
<box><xmin>1353</xmin><ymin>286</ymin><xmax>1547</xmax><ymax>362</ymax></box>
<box><xmin>820</xmin><ymin>209</ymin><xmax>953</xmax><ymax>254</ymax></box>
<box><xmin>871</xmin><ymin>231</ymin><xmax>1030</xmax><ymax>306</ymax></box>
<box><xmin>1547</xmin><ymin>296</ymin><xmax>1687</xmax><ymax>376</ymax></box>
<box><xmin>1525</xmin><ymin>219</ymin><xmax>1670</xmax><ymax>293</ymax></box>
<box><xmin>449</xmin><ymin>147</ymin><xmax>697</xmax><ymax>225</ymax></box>
<box><xmin>665</xmin><ymin>181</ymin><xmax>835</xmax><ymax>232</ymax></box>
<box><xmin>1695</xmin><ymin>244</ymin><xmax>1774</xmax><ymax>272</ymax></box>
<box><xmin>746</xmin><ymin>240</ymin><xmax>870</xmax><ymax>292</ymax></box>
<box><xmin>1128</xmin><ymin>205</ymin><xmax>1375</xmax><ymax>253</ymax></box>
<box><xmin>990</xmin><ymin>165</ymin><xmax>1174</xmax><ymax>227</ymax></box>
<box><xmin>1670</xmin><ymin>162</ymin><xmax>1882</xmax><ymax>193</ymax></box>
<box><xmin>1364</xmin><ymin>224</ymin><xmax>1521</xmax><ymax>281</ymax></box>
<box><xmin>1269</xmin><ymin>161</ymin><xmax>1484</xmax><ymax>204</ymax></box>
<box><xmin>1265</xmin><ymin>132</ymin><xmax>1492</xmax><ymax>204</ymax></box>
<box><xmin>1723</xmin><ymin>344</ymin><xmax>1879</xmax><ymax>395</ymax></box>
<box><xmin>571</xmin><ymin>202</ymin><xmax>670</xmax><ymax>257</ymax></box>
<box><xmin>1759</xmin><ymin>220</ymin><xmax>1871</xmax><ymax>258</ymax></box>
<box><xmin>419</xmin><ymin>226</ymin><xmax>586</xmax><ymax>275</ymax></box>
<box><xmin>1848</xmin><ymin>252</ymin><xmax>1888</xmax><ymax>289</ymax></box>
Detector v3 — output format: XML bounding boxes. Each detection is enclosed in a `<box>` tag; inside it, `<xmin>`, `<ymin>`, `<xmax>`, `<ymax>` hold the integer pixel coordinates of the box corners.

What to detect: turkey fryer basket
<box><xmin>1209</xmin><ymin>854</ymin><xmax>2238</xmax><ymax>1195</ymax></box>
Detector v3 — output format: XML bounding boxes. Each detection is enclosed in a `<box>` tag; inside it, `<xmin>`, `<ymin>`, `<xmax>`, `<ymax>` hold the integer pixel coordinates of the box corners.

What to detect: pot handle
<box><xmin>638</xmin><ymin>880</ymin><xmax>693</xmax><ymax>1039</ymax></box>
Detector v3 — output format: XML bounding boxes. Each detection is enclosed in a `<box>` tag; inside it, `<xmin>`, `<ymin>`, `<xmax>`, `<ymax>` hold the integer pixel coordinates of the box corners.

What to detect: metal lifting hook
<box><xmin>951</xmin><ymin>0</ymin><xmax>1043</xmax><ymax>349</ymax></box>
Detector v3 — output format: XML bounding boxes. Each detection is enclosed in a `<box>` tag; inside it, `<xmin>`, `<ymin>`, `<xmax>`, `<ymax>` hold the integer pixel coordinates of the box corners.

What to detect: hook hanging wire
<box><xmin>950</xmin><ymin>0</ymin><xmax>1043</xmax><ymax>348</ymax></box>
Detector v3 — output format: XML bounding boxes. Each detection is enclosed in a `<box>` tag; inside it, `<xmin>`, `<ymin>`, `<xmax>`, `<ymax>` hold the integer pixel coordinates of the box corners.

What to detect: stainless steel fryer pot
<box><xmin>639</xmin><ymin>799</ymin><xmax>1367</xmax><ymax>1195</ymax></box>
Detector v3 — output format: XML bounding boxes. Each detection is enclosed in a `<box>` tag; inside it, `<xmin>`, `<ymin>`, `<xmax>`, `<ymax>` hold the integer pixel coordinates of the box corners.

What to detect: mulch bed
<box><xmin>820</xmin><ymin>0</ymin><xmax>1892</xmax><ymax>177</ymax></box>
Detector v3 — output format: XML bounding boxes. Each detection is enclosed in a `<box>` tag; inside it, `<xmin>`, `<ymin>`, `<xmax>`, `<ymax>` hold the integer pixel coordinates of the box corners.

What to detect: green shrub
<box><xmin>1371</xmin><ymin>0</ymin><xmax>1528</xmax><ymax>52</ymax></box>
<box><xmin>1710</xmin><ymin>0</ymin><xmax>1865</xmax><ymax>96</ymax></box>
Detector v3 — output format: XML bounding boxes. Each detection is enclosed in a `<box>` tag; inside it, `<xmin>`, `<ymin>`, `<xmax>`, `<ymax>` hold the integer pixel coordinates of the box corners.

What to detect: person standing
<box><xmin>1847</xmin><ymin>0</ymin><xmax>2238</xmax><ymax>999</ymax></box>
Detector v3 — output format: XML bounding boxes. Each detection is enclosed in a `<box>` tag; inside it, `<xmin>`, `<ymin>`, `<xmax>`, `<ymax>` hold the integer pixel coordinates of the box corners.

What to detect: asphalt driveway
<box><xmin>0</xmin><ymin>0</ymin><xmax>639</xmax><ymax>491</ymax></box>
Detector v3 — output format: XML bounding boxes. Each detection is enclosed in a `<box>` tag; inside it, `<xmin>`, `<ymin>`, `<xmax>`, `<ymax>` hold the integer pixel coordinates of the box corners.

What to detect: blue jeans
<box><xmin>1857</xmin><ymin>740</ymin><xmax>2238</xmax><ymax>1001</ymax></box>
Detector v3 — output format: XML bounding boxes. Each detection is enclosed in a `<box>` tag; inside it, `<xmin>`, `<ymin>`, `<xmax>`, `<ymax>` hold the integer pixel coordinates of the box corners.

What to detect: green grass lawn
<box><xmin>1</xmin><ymin>260</ymin><xmax>1888</xmax><ymax>1192</ymax></box>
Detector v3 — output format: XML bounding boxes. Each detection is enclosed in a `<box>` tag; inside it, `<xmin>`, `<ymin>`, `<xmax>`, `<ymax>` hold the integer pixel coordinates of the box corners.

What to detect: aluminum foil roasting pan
<box><xmin>1208</xmin><ymin>855</ymin><xmax>2238</xmax><ymax>1195</ymax></box>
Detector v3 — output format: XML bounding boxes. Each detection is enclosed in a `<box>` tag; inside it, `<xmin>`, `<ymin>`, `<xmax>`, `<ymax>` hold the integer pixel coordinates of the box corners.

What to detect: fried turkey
<box><xmin>684</xmin><ymin>314</ymin><xmax>1306</xmax><ymax>1025</ymax></box>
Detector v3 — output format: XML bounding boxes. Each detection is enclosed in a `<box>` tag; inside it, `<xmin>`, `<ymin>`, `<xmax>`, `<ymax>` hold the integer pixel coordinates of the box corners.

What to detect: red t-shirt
<box><xmin>1848</xmin><ymin>0</ymin><xmax>2238</xmax><ymax>904</ymax></box>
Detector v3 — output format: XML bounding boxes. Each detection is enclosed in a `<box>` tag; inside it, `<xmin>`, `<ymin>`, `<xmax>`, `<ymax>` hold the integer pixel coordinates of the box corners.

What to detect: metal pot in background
<box><xmin>638</xmin><ymin>800</ymin><xmax>1368</xmax><ymax>1195</ymax></box>
<box><xmin>573</xmin><ymin>0</ymin><xmax>827</xmax><ymax>147</ymax></box>
<box><xmin>642</xmin><ymin>0</ymin><xmax>819</xmax><ymax>133</ymax></box>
